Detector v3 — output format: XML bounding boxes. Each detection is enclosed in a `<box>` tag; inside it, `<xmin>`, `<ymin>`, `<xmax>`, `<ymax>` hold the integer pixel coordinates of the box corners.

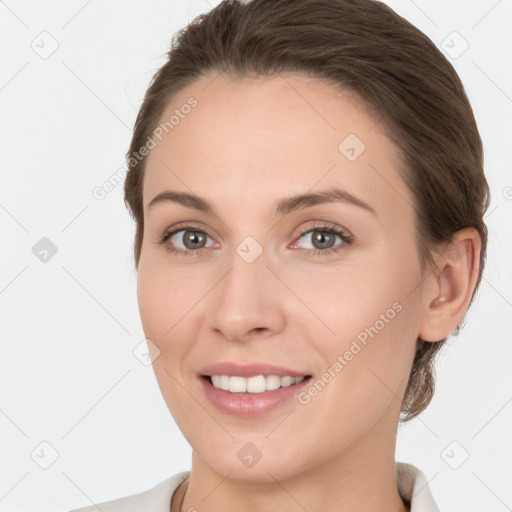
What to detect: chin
<box><xmin>192</xmin><ymin>435</ymin><xmax>314</xmax><ymax>484</ymax></box>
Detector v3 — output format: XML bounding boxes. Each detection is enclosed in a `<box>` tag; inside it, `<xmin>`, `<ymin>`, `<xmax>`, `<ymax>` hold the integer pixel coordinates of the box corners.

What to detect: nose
<box><xmin>206</xmin><ymin>248</ymin><xmax>286</xmax><ymax>343</ymax></box>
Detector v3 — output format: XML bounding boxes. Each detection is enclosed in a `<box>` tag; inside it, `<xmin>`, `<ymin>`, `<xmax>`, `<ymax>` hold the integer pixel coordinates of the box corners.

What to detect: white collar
<box><xmin>396</xmin><ymin>461</ymin><xmax>440</xmax><ymax>511</ymax></box>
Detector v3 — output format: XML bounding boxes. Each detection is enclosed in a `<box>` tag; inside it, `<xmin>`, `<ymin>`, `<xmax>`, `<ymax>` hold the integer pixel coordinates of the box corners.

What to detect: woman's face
<box><xmin>137</xmin><ymin>72</ymin><xmax>427</xmax><ymax>481</ymax></box>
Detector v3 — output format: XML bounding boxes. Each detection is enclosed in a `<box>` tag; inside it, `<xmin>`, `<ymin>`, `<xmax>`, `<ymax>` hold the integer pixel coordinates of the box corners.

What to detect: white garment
<box><xmin>68</xmin><ymin>461</ymin><xmax>440</xmax><ymax>511</ymax></box>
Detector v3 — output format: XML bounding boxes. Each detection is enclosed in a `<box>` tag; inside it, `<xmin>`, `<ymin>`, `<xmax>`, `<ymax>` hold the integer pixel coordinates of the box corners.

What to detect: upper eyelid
<box><xmin>165</xmin><ymin>222</ymin><xmax>217</xmax><ymax>241</ymax></box>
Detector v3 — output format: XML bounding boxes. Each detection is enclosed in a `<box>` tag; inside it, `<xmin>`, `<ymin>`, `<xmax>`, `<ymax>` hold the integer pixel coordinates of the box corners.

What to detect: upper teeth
<box><xmin>210</xmin><ymin>375</ymin><xmax>305</xmax><ymax>393</ymax></box>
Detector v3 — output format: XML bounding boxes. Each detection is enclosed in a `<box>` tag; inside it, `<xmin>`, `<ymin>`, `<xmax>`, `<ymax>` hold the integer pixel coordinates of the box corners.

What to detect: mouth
<box><xmin>199</xmin><ymin>372</ymin><xmax>313</xmax><ymax>417</ymax></box>
<box><xmin>201</xmin><ymin>374</ymin><xmax>313</xmax><ymax>394</ymax></box>
<box><xmin>196</xmin><ymin>362</ymin><xmax>313</xmax><ymax>417</ymax></box>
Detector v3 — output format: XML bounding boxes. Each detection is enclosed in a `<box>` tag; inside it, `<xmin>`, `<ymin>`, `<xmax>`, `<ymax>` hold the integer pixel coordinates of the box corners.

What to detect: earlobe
<box><xmin>419</xmin><ymin>228</ymin><xmax>482</xmax><ymax>342</ymax></box>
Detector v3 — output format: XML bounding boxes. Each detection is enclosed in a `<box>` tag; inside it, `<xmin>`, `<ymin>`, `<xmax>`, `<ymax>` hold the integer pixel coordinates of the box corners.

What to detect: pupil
<box><xmin>313</xmin><ymin>231</ymin><xmax>334</xmax><ymax>249</ymax></box>
<box><xmin>185</xmin><ymin>231</ymin><xmax>205</xmax><ymax>249</ymax></box>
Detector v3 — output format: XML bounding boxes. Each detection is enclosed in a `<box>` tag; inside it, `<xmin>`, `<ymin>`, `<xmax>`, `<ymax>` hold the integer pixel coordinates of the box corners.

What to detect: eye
<box><xmin>291</xmin><ymin>223</ymin><xmax>353</xmax><ymax>256</ymax></box>
<box><xmin>157</xmin><ymin>222</ymin><xmax>353</xmax><ymax>257</ymax></box>
<box><xmin>159</xmin><ymin>225</ymin><xmax>217</xmax><ymax>255</ymax></box>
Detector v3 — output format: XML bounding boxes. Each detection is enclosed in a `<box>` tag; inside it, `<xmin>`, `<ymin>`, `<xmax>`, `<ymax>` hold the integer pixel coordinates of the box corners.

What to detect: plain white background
<box><xmin>0</xmin><ymin>1</ymin><xmax>511</xmax><ymax>511</ymax></box>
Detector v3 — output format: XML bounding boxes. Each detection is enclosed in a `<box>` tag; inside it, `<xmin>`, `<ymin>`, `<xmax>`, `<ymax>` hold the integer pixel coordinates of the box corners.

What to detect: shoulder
<box><xmin>396</xmin><ymin>461</ymin><xmax>441</xmax><ymax>512</ymax></box>
<box><xmin>67</xmin><ymin>471</ymin><xmax>189</xmax><ymax>512</ymax></box>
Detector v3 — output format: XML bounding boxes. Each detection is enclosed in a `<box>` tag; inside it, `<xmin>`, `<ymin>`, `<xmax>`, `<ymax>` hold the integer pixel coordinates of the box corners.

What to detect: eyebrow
<box><xmin>147</xmin><ymin>187</ymin><xmax>377</xmax><ymax>217</ymax></box>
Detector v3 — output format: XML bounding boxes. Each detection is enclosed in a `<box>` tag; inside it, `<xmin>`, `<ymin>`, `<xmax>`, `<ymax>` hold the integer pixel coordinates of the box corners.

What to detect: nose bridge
<box><xmin>219</xmin><ymin>231</ymin><xmax>270</xmax><ymax>295</ymax></box>
<box><xmin>207</xmin><ymin>238</ymin><xmax>285</xmax><ymax>341</ymax></box>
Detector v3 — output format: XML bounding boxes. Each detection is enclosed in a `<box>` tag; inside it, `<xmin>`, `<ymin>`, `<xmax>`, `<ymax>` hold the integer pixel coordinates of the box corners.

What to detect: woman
<box><xmin>70</xmin><ymin>0</ymin><xmax>489</xmax><ymax>510</ymax></box>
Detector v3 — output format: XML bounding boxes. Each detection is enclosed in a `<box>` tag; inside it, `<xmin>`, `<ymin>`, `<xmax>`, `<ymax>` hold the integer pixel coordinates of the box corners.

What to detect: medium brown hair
<box><xmin>124</xmin><ymin>0</ymin><xmax>490</xmax><ymax>422</ymax></box>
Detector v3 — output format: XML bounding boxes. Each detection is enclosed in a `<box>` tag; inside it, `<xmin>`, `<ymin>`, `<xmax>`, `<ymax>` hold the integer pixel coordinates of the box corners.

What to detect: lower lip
<box><xmin>199</xmin><ymin>376</ymin><xmax>312</xmax><ymax>418</ymax></box>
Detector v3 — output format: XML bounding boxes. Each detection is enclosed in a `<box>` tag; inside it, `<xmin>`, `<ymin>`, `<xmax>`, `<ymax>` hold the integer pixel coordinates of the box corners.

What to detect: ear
<box><xmin>418</xmin><ymin>227</ymin><xmax>482</xmax><ymax>342</ymax></box>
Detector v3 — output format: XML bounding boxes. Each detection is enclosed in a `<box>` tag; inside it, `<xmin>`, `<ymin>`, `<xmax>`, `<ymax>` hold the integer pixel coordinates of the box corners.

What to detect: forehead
<box><xmin>142</xmin><ymin>72</ymin><xmax>412</xmax><ymax>221</ymax></box>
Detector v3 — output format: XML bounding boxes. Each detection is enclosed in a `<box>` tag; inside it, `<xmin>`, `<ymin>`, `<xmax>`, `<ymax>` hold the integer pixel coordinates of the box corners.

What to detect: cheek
<box><xmin>287</xmin><ymin>259</ymin><xmax>410</xmax><ymax>342</ymax></box>
<box><xmin>136</xmin><ymin>264</ymin><xmax>203</xmax><ymax>419</ymax></box>
<box><xmin>291</xmin><ymin>251</ymin><xmax>419</xmax><ymax>409</ymax></box>
<box><xmin>137</xmin><ymin>263</ymin><xmax>199</xmax><ymax>423</ymax></box>
<box><xmin>137</xmin><ymin>258</ymin><xmax>200</xmax><ymax>342</ymax></box>
<box><xmin>291</xmin><ymin>303</ymin><xmax>415</xmax><ymax>460</ymax></box>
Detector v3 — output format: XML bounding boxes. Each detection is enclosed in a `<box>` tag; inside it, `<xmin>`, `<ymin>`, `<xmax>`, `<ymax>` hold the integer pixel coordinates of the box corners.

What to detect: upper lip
<box><xmin>198</xmin><ymin>362</ymin><xmax>311</xmax><ymax>378</ymax></box>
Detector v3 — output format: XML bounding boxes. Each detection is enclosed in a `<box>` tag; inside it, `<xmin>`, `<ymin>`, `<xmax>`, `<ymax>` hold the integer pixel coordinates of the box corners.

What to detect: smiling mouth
<box><xmin>202</xmin><ymin>374</ymin><xmax>313</xmax><ymax>394</ymax></box>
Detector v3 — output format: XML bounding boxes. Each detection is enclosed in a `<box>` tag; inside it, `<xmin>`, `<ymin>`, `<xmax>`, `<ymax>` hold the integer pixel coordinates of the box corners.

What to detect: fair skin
<box><xmin>136</xmin><ymin>72</ymin><xmax>481</xmax><ymax>512</ymax></box>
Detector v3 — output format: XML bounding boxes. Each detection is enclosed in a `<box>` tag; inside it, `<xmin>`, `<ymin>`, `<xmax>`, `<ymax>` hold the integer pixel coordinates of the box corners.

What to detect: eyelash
<box><xmin>157</xmin><ymin>222</ymin><xmax>354</xmax><ymax>257</ymax></box>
